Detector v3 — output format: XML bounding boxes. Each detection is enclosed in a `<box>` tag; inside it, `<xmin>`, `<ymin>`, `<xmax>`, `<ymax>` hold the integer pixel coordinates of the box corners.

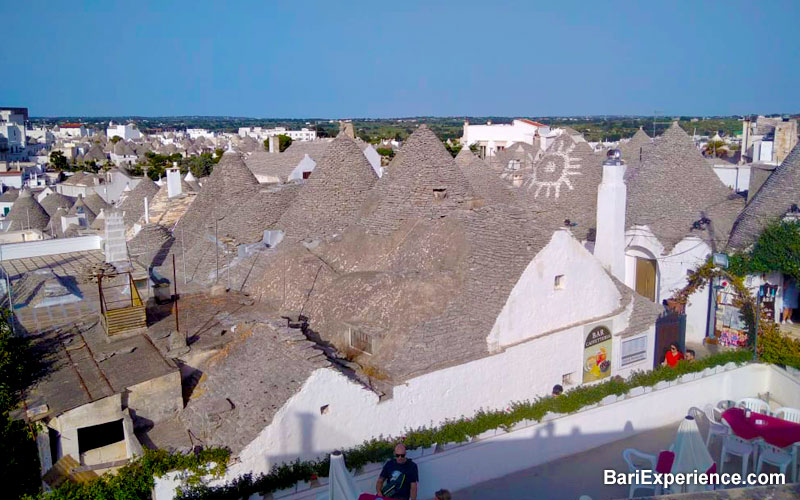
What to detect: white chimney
<box><xmin>268</xmin><ymin>135</ymin><xmax>277</xmax><ymax>153</ymax></box>
<box><xmin>104</xmin><ymin>209</ymin><xmax>128</xmax><ymax>263</ymax></box>
<box><xmin>594</xmin><ymin>149</ymin><xmax>627</xmax><ymax>281</ymax></box>
<box><xmin>166</xmin><ymin>163</ymin><xmax>182</xmax><ymax>198</ymax></box>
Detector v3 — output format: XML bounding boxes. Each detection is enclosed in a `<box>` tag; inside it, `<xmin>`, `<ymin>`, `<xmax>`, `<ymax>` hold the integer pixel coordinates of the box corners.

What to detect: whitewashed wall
<box><xmin>228</xmin><ymin>304</ymin><xmax>649</xmax><ymax>481</ymax></box>
<box><xmin>488</xmin><ymin>230</ymin><xmax>621</xmax><ymax>349</ymax></box>
<box><xmin>626</xmin><ymin>227</ymin><xmax>711</xmax><ymax>341</ymax></box>
<box><xmin>156</xmin><ymin>364</ymin><xmax>798</xmax><ymax>500</ymax></box>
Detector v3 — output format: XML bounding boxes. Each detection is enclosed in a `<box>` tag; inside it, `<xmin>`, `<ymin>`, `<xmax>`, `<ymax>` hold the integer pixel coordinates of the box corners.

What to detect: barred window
<box><xmin>349</xmin><ymin>327</ymin><xmax>373</xmax><ymax>355</ymax></box>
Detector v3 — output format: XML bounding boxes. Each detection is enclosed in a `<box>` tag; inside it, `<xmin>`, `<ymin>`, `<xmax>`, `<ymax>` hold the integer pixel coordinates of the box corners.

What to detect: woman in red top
<box><xmin>662</xmin><ymin>343</ymin><xmax>684</xmax><ymax>368</ymax></box>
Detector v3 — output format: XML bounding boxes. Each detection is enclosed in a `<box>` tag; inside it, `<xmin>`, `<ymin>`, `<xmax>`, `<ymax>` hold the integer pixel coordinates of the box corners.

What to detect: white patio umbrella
<box><xmin>327</xmin><ymin>451</ymin><xmax>361</xmax><ymax>500</ymax></box>
<box><xmin>671</xmin><ymin>415</ymin><xmax>714</xmax><ymax>493</ymax></box>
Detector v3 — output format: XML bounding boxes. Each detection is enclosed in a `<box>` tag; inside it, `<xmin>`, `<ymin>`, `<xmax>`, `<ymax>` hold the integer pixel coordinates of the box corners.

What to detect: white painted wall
<box><xmin>712</xmin><ymin>165</ymin><xmax>750</xmax><ymax>192</ymax></box>
<box><xmin>229</xmin><ymin>298</ymin><xmax>648</xmax><ymax>481</ymax></box>
<box><xmin>488</xmin><ymin>230</ymin><xmax>621</xmax><ymax>349</ymax></box>
<box><xmin>0</xmin><ymin>235</ymin><xmax>102</xmax><ymax>260</ymax></box>
<box><xmin>288</xmin><ymin>154</ymin><xmax>316</xmax><ymax>181</ymax></box>
<box><xmin>157</xmin><ymin>363</ymin><xmax>799</xmax><ymax>500</ymax></box>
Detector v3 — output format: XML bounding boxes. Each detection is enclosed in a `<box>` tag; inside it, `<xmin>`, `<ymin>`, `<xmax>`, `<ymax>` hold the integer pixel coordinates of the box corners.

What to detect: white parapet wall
<box><xmin>0</xmin><ymin>235</ymin><xmax>103</xmax><ymax>261</ymax></box>
<box><xmin>153</xmin><ymin>362</ymin><xmax>800</xmax><ymax>500</ymax></box>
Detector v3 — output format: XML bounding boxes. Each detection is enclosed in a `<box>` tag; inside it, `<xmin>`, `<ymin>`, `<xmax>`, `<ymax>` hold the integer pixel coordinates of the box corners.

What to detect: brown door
<box><xmin>635</xmin><ymin>258</ymin><xmax>657</xmax><ymax>302</ymax></box>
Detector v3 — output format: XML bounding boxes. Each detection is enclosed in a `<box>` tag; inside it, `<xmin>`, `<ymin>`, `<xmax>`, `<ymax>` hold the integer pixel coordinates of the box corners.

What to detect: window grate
<box><xmin>349</xmin><ymin>328</ymin><xmax>373</xmax><ymax>354</ymax></box>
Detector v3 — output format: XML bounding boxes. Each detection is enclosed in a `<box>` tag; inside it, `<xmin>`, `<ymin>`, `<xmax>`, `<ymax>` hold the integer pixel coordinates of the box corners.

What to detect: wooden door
<box><xmin>635</xmin><ymin>257</ymin><xmax>657</xmax><ymax>302</ymax></box>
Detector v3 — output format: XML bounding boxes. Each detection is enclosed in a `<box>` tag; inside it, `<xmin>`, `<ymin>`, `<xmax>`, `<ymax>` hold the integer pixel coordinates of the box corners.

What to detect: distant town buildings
<box><xmin>461</xmin><ymin>118</ymin><xmax>551</xmax><ymax>158</ymax></box>
<box><xmin>238</xmin><ymin>126</ymin><xmax>317</xmax><ymax>142</ymax></box>
<box><xmin>0</xmin><ymin>107</ymin><xmax>28</xmax><ymax>160</ymax></box>
<box><xmin>106</xmin><ymin>121</ymin><xmax>142</xmax><ymax>141</ymax></box>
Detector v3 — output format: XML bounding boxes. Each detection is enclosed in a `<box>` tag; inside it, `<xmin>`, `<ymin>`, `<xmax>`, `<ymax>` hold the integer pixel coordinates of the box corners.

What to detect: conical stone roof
<box><xmin>454</xmin><ymin>147</ymin><xmax>477</xmax><ymax>168</ymax></box>
<box><xmin>278</xmin><ymin>135</ymin><xmax>378</xmax><ymax>241</ymax></box>
<box><xmin>358</xmin><ymin>125</ymin><xmax>476</xmax><ymax>235</ymax></box>
<box><xmin>204</xmin><ymin>151</ymin><xmax>260</xmax><ymax>199</ymax></box>
<box><xmin>626</xmin><ymin>122</ymin><xmax>741</xmax><ymax>250</ymax></box>
<box><xmin>68</xmin><ymin>195</ymin><xmax>97</xmax><ymax>224</ymax></box>
<box><xmin>84</xmin><ymin>192</ymin><xmax>111</xmax><ymax>215</ymax></box>
<box><xmin>729</xmin><ymin>143</ymin><xmax>800</xmax><ymax>250</ymax></box>
<box><xmin>6</xmin><ymin>188</ymin><xmax>51</xmax><ymax>231</ymax></box>
<box><xmin>458</xmin><ymin>157</ymin><xmax>517</xmax><ymax>207</ymax></box>
<box><xmin>40</xmin><ymin>192</ymin><xmax>74</xmax><ymax>217</ymax></box>
<box><xmin>118</xmin><ymin>177</ymin><xmax>159</xmax><ymax>226</ymax></box>
<box><xmin>128</xmin><ymin>223</ymin><xmax>174</xmax><ymax>267</ymax></box>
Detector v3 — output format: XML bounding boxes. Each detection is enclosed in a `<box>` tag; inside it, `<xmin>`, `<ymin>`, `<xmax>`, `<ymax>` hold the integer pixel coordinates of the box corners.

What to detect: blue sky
<box><xmin>1</xmin><ymin>0</ymin><xmax>798</xmax><ymax>118</ymax></box>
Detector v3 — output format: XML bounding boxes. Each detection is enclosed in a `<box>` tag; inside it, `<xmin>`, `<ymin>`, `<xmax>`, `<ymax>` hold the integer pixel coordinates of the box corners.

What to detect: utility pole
<box><xmin>181</xmin><ymin>226</ymin><xmax>187</xmax><ymax>285</ymax></box>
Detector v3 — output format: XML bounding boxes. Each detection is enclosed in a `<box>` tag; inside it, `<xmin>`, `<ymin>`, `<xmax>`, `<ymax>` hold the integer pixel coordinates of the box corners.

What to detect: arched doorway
<box><xmin>626</xmin><ymin>246</ymin><xmax>659</xmax><ymax>302</ymax></box>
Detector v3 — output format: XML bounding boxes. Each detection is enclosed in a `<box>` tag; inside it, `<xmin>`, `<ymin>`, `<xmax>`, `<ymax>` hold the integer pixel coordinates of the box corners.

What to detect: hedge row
<box><xmin>174</xmin><ymin>348</ymin><xmax>753</xmax><ymax>500</ymax></box>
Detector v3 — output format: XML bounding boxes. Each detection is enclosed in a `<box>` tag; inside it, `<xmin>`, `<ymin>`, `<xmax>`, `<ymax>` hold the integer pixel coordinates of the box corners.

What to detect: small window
<box><xmin>433</xmin><ymin>188</ymin><xmax>447</xmax><ymax>200</ymax></box>
<box><xmin>349</xmin><ymin>327</ymin><xmax>373</xmax><ymax>354</ymax></box>
<box><xmin>320</xmin><ymin>404</ymin><xmax>329</xmax><ymax>415</ymax></box>
<box><xmin>562</xmin><ymin>372</ymin><xmax>575</xmax><ymax>386</ymax></box>
<box><xmin>554</xmin><ymin>274</ymin><xmax>565</xmax><ymax>290</ymax></box>
<box><xmin>302</xmin><ymin>171</ymin><xmax>311</xmax><ymax>179</ymax></box>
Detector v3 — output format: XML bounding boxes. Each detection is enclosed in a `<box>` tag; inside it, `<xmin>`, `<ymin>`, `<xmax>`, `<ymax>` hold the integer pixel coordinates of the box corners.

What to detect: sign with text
<box><xmin>583</xmin><ymin>325</ymin><xmax>612</xmax><ymax>383</ymax></box>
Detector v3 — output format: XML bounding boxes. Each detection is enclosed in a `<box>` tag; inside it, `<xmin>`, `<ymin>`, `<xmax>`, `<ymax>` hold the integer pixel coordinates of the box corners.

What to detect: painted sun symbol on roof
<box><xmin>525</xmin><ymin>141</ymin><xmax>582</xmax><ymax>198</ymax></box>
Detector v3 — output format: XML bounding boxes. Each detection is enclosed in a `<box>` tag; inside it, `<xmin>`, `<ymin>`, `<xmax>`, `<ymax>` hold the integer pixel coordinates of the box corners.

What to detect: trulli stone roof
<box><xmin>117</xmin><ymin>177</ymin><xmax>160</xmax><ymax>226</ymax></box>
<box><xmin>68</xmin><ymin>195</ymin><xmax>97</xmax><ymax>224</ymax></box>
<box><xmin>244</xmin><ymin>141</ymin><xmax>332</xmax><ymax>183</ymax></box>
<box><xmin>517</xmin><ymin>134</ymin><xmax>605</xmax><ymax>241</ymax></box>
<box><xmin>277</xmin><ymin>135</ymin><xmax>378</xmax><ymax>242</ymax></box>
<box><xmin>458</xmin><ymin>157</ymin><xmax>518</xmax><ymax>207</ymax></box>
<box><xmin>0</xmin><ymin>188</ymin><xmax>20</xmax><ymax>203</ymax></box>
<box><xmin>620</xmin><ymin>127</ymin><xmax>653</xmax><ymax>179</ymax></box>
<box><xmin>179</xmin><ymin>321</ymin><xmax>330</xmax><ymax>454</ymax></box>
<box><xmin>128</xmin><ymin>223</ymin><xmax>175</xmax><ymax>268</ymax></box>
<box><xmin>625</xmin><ymin>122</ymin><xmax>743</xmax><ymax>251</ymax></box>
<box><xmin>357</xmin><ymin>125</ymin><xmax>477</xmax><ymax>235</ymax></box>
<box><xmin>728</xmin><ymin>143</ymin><xmax>800</xmax><ymax>250</ymax></box>
<box><xmin>84</xmin><ymin>192</ymin><xmax>111</xmax><ymax>215</ymax></box>
<box><xmin>5</xmin><ymin>188</ymin><xmax>50</xmax><ymax>231</ymax></box>
<box><xmin>39</xmin><ymin>192</ymin><xmax>74</xmax><ymax>217</ymax></box>
<box><xmin>454</xmin><ymin>146</ymin><xmax>477</xmax><ymax>168</ymax></box>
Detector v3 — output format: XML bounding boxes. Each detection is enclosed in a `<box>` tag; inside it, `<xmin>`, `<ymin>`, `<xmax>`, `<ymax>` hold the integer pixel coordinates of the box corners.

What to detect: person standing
<box><xmin>783</xmin><ymin>276</ymin><xmax>798</xmax><ymax>324</ymax></box>
<box><xmin>376</xmin><ymin>443</ymin><xmax>418</xmax><ymax>500</ymax></box>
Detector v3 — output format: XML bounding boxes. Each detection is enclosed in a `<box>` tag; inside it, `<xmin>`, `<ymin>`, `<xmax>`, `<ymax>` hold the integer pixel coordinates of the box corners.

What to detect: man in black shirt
<box><xmin>376</xmin><ymin>443</ymin><xmax>419</xmax><ymax>500</ymax></box>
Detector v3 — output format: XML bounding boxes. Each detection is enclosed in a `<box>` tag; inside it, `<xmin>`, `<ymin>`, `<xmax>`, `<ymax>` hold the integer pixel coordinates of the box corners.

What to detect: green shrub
<box><xmin>174</xmin><ymin>348</ymin><xmax>753</xmax><ymax>500</ymax></box>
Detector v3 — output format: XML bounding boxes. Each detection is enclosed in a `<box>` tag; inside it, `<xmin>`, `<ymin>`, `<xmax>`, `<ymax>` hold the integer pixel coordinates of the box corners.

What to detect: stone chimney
<box><xmin>594</xmin><ymin>149</ymin><xmax>627</xmax><ymax>281</ymax></box>
<box><xmin>166</xmin><ymin>162</ymin><xmax>182</xmax><ymax>198</ymax></box>
<box><xmin>104</xmin><ymin>209</ymin><xmax>128</xmax><ymax>263</ymax></box>
<box><xmin>268</xmin><ymin>135</ymin><xmax>278</xmax><ymax>153</ymax></box>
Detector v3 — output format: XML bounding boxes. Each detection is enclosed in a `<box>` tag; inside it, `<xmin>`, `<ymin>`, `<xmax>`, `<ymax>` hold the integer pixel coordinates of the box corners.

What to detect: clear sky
<box><xmin>2</xmin><ymin>0</ymin><xmax>798</xmax><ymax>118</ymax></box>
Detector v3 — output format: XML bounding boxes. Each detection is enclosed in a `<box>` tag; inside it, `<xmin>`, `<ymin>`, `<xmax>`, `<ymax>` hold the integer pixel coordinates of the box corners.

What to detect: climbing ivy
<box><xmin>728</xmin><ymin>220</ymin><xmax>800</xmax><ymax>280</ymax></box>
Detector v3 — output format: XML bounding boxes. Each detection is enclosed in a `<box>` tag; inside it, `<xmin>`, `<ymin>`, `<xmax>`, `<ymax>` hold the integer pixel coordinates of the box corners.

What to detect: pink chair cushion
<box><xmin>656</xmin><ymin>450</ymin><xmax>676</xmax><ymax>474</ymax></box>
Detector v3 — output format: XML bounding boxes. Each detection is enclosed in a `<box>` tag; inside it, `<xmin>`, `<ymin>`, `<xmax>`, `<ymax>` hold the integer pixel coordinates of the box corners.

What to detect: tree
<box><xmin>444</xmin><ymin>143</ymin><xmax>462</xmax><ymax>158</ymax></box>
<box><xmin>110</xmin><ymin>136</ymin><xmax>122</xmax><ymax>144</ymax></box>
<box><xmin>49</xmin><ymin>151</ymin><xmax>68</xmax><ymax>171</ymax></box>
<box><xmin>0</xmin><ymin>310</ymin><xmax>42</xmax><ymax>498</ymax></box>
<box><xmin>376</xmin><ymin>147</ymin><xmax>395</xmax><ymax>158</ymax></box>
<box><xmin>182</xmin><ymin>153</ymin><xmax>216</xmax><ymax>178</ymax></box>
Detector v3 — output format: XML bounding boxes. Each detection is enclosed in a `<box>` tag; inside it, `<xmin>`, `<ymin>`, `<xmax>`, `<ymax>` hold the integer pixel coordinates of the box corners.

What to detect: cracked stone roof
<box><xmin>180</xmin><ymin>321</ymin><xmax>330</xmax><ymax>454</ymax></box>
<box><xmin>40</xmin><ymin>192</ymin><xmax>74</xmax><ymax>217</ymax></box>
<box><xmin>117</xmin><ymin>177</ymin><xmax>159</xmax><ymax>226</ymax></box>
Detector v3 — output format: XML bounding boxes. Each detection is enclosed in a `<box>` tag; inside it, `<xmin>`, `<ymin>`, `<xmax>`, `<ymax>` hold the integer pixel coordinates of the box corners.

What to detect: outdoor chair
<box><xmin>688</xmin><ymin>406</ymin><xmax>730</xmax><ymax>454</ymax></box>
<box><xmin>755</xmin><ymin>442</ymin><xmax>793</xmax><ymax>477</ymax></box>
<box><xmin>789</xmin><ymin>442</ymin><xmax>800</xmax><ymax>483</ymax></box>
<box><xmin>703</xmin><ymin>403</ymin><xmax>724</xmax><ymax>422</ymax></box>
<box><xmin>720</xmin><ymin>435</ymin><xmax>758</xmax><ymax>477</ymax></box>
<box><xmin>773</xmin><ymin>406</ymin><xmax>800</xmax><ymax>424</ymax></box>
<box><xmin>717</xmin><ymin>400</ymin><xmax>735</xmax><ymax>411</ymax></box>
<box><xmin>736</xmin><ymin>398</ymin><xmax>770</xmax><ymax>414</ymax></box>
<box><xmin>622</xmin><ymin>448</ymin><xmax>663</xmax><ymax>498</ymax></box>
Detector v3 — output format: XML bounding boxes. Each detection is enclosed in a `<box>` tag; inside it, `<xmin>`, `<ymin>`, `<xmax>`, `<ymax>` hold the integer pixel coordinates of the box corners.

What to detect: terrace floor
<box><xmin>454</xmin><ymin>421</ymin><xmax>682</xmax><ymax>500</ymax></box>
<box><xmin>454</xmin><ymin>411</ymin><xmax>791</xmax><ymax>500</ymax></box>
